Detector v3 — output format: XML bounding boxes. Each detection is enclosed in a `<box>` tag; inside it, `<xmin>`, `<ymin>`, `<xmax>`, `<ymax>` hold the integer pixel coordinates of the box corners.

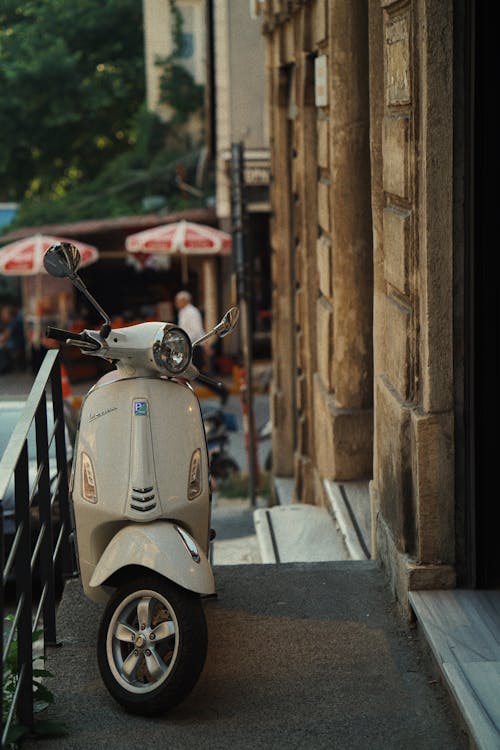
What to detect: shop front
<box><xmin>0</xmin><ymin>208</ymin><xmax>233</xmax><ymax>381</ymax></box>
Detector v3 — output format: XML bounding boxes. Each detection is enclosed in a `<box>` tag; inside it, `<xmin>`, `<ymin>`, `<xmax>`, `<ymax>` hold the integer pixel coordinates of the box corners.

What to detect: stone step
<box><xmin>254</xmin><ymin>503</ymin><xmax>351</xmax><ymax>563</ymax></box>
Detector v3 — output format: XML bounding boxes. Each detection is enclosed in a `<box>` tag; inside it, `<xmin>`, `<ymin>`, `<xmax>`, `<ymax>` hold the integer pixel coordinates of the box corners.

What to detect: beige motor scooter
<box><xmin>43</xmin><ymin>243</ymin><xmax>239</xmax><ymax>716</ymax></box>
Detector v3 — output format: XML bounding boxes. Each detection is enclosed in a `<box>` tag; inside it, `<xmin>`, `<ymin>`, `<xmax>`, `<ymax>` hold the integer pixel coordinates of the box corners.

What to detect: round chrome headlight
<box><xmin>153</xmin><ymin>325</ymin><xmax>192</xmax><ymax>375</ymax></box>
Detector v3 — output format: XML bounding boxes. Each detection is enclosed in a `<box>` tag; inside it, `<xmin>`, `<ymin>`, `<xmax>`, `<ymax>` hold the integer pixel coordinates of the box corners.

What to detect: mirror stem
<box><xmin>71</xmin><ymin>274</ymin><xmax>112</xmax><ymax>339</ymax></box>
<box><xmin>193</xmin><ymin>323</ymin><xmax>223</xmax><ymax>347</ymax></box>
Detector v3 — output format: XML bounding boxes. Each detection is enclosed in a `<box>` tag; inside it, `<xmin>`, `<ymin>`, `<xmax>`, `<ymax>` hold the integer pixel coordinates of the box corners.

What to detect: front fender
<box><xmin>88</xmin><ymin>522</ymin><xmax>215</xmax><ymax>597</ymax></box>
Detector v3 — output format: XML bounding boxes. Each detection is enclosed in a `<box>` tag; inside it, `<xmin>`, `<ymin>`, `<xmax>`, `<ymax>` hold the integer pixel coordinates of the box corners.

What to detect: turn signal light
<box><xmin>188</xmin><ymin>449</ymin><xmax>202</xmax><ymax>500</ymax></box>
<box><xmin>81</xmin><ymin>452</ymin><xmax>97</xmax><ymax>503</ymax></box>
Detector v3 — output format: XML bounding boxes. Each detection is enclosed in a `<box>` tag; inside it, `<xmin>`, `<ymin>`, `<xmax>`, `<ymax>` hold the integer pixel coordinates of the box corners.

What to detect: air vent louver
<box><xmin>130</xmin><ymin>486</ymin><xmax>157</xmax><ymax>512</ymax></box>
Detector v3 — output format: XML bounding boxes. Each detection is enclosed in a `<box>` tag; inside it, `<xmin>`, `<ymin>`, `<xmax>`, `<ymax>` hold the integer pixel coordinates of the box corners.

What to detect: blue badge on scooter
<box><xmin>134</xmin><ymin>400</ymin><xmax>148</xmax><ymax>416</ymax></box>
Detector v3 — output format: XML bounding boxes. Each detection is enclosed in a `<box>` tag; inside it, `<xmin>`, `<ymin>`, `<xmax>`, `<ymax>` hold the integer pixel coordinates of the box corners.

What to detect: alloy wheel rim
<box><xmin>106</xmin><ymin>588</ymin><xmax>179</xmax><ymax>694</ymax></box>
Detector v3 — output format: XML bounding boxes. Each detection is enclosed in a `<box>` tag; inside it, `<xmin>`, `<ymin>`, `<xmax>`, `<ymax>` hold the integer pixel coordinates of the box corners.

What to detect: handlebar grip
<box><xmin>45</xmin><ymin>326</ymin><xmax>101</xmax><ymax>351</ymax></box>
<box><xmin>45</xmin><ymin>326</ymin><xmax>76</xmax><ymax>342</ymax></box>
<box><xmin>196</xmin><ymin>372</ymin><xmax>224</xmax><ymax>389</ymax></box>
<box><xmin>196</xmin><ymin>373</ymin><xmax>230</xmax><ymax>408</ymax></box>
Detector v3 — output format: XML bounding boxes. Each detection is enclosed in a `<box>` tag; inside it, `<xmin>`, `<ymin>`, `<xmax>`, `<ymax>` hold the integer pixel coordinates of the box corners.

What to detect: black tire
<box><xmin>97</xmin><ymin>575</ymin><xmax>207</xmax><ymax>716</ymax></box>
<box><xmin>210</xmin><ymin>455</ymin><xmax>240</xmax><ymax>484</ymax></box>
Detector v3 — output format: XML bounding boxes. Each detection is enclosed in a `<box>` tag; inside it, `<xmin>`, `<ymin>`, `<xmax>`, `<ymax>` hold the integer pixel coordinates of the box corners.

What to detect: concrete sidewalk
<box><xmin>25</xmin><ymin>563</ymin><xmax>468</xmax><ymax>750</ymax></box>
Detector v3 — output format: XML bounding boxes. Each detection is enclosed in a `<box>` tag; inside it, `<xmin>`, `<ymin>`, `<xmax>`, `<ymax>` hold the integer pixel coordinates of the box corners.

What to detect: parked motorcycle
<box><xmin>258</xmin><ymin>417</ymin><xmax>272</xmax><ymax>471</ymax></box>
<box><xmin>202</xmin><ymin>405</ymin><xmax>240</xmax><ymax>486</ymax></box>
<box><xmin>43</xmin><ymin>242</ymin><xmax>239</xmax><ymax>716</ymax></box>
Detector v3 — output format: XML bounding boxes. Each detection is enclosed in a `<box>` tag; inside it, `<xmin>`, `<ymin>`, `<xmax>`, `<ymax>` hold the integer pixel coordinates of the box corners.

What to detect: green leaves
<box><xmin>0</xmin><ymin>0</ymin><xmax>145</xmax><ymax>201</ymax></box>
<box><xmin>2</xmin><ymin>616</ymin><xmax>68</xmax><ymax>747</ymax></box>
<box><xmin>158</xmin><ymin>63</ymin><xmax>205</xmax><ymax>125</ymax></box>
<box><xmin>155</xmin><ymin>1</ymin><xmax>205</xmax><ymax>125</ymax></box>
<box><xmin>1</xmin><ymin>0</ymin><xmax>209</xmax><ymax>228</ymax></box>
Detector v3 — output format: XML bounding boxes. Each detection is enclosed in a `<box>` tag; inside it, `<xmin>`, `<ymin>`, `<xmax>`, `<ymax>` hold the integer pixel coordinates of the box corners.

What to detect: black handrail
<box><xmin>0</xmin><ymin>350</ymin><xmax>76</xmax><ymax>746</ymax></box>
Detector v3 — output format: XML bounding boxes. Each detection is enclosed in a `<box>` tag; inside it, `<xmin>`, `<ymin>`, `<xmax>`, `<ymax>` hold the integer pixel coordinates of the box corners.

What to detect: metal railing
<box><xmin>0</xmin><ymin>350</ymin><xmax>75</xmax><ymax>746</ymax></box>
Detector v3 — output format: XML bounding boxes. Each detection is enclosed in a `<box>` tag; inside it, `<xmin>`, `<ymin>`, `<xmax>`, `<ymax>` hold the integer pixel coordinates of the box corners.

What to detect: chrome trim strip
<box><xmin>175</xmin><ymin>525</ymin><xmax>201</xmax><ymax>563</ymax></box>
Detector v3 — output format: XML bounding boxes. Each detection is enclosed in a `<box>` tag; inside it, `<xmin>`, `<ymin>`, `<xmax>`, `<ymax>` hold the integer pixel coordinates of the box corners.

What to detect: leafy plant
<box><xmin>158</xmin><ymin>63</ymin><xmax>205</xmax><ymax>125</ymax></box>
<box><xmin>2</xmin><ymin>615</ymin><xmax>67</xmax><ymax>748</ymax></box>
<box><xmin>216</xmin><ymin>472</ymin><xmax>272</xmax><ymax>500</ymax></box>
<box><xmin>155</xmin><ymin>0</ymin><xmax>205</xmax><ymax>125</ymax></box>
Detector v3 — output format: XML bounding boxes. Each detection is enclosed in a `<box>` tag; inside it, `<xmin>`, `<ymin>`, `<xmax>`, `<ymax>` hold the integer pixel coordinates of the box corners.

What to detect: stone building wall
<box><xmin>265</xmin><ymin>0</ymin><xmax>374</xmax><ymax>507</ymax></box>
<box><xmin>369</xmin><ymin>0</ymin><xmax>455</xmax><ymax>602</ymax></box>
<box><xmin>261</xmin><ymin>0</ymin><xmax>457</xmax><ymax>605</ymax></box>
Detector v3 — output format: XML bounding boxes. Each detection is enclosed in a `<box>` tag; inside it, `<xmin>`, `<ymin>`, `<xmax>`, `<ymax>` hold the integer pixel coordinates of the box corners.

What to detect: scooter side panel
<box><xmin>87</xmin><ymin>522</ymin><xmax>215</xmax><ymax>600</ymax></box>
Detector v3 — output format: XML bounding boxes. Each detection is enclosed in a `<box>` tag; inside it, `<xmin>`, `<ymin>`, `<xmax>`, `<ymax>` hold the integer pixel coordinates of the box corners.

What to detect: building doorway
<box><xmin>463</xmin><ymin>1</ymin><xmax>498</xmax><ymax>587</ymax></box>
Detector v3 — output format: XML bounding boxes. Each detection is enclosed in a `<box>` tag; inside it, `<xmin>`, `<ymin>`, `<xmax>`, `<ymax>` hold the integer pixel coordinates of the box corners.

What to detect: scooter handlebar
<box><xmin>45</xmin><ymin>326</ymin><xmax>77</xmax><ymax>342</ymax></box>
<box><xmin>196</xmin><ymin>372</ymin><xmax>225</xmax><ymax>390</ymax></box>
<box><xmin>45</xmin><ymin>326</ymin><xmax>100</xmax><ymax>350</ymax></box>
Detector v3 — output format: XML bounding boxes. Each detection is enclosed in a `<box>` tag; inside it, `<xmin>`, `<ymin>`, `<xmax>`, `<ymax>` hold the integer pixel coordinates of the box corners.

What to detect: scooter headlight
<box><xmin>153</xmin><ymin>325</ymin><xmax>192</xmax><ymax>375</ymax></box>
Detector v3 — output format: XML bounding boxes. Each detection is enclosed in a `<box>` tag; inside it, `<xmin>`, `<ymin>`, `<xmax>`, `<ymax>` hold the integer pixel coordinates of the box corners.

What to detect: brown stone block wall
<box><xmin>296</xmin><ymin>364</ymin><xmax>307</xmax><ymax>412</ymax></box>
<box><xmin>268</xmin><ymin>60</ymin><xmax>296</xmax><ymax>478</ymax></box>
<box><xmin>317</xmin><ymin>116</ymin><xmax>329</xmax><ymax>168</ymax></box>
<box><xmin>411</xmin><ymin>409</ymin><xmax>454</xmax><ymax>565</ymax></box>
<box><xmin>370</xmin><ymin>0</ymin><xmax>455</xmax><ymax>596</ymax></box>
<box><xmin>284</xmin><ymin>16</ymin><xmax>296</xmax><ymax>62</ymax></box>
<box><xmin>316</xmin><ymin>295</ymin><xmax>333</xmax><ymax>391</ymax></box>
<box><xmin>376</xmin><ymin>375</ymin><xmax>414</xmax><ymax>554</ymax></box>
<box><xmin>371</xmin><ymin>0</ymin><xmax>418</xmax><ymax>572</ymax></box>
<box><xmin>383</xmin><ymin>206</ymin><xmax>411</xmax><ymax>294</ymax></box>
<box><xmin>265</xmin><ymin>1</ymin><xmax>374</xmax><ymax>501</ymax></box>
<box><xmin>382</xmin><ymin>116</ymin><xmax>411</xmax><ymax>200</ymax></box>
<box><xmin>317</xmin><ymin>179</ymin><xmax>330</xmax><ymax>233</ymax></box>
<box><xmin>312</xmin><ymin>0</ymin><xmax>328</xmax><ymax>46</ymax></box>
<box><xmin>294</xmin><ymin>451</ymin><xmax>315</xmax><ymax>505</ymax></box>
<box><xmin>314</xmin><ymin>375</ymin><xmax>373</xmax><ymax>481</ymax></box>
<box><xmin>316</xmin><ymin>235</ymin><xmax>332</xmax><ymax>298</ymax></box>
<box><xmin>383</xmin><ymin>293</ymin><xmax>412</xmax><ymax>400</ymax></box>
<box><xmin>329</xmin><ymin>0</ymin><xmax>374</xmax><ymax>420</ymax></box>
<box><xmin>313</xmin><ymin>464</ymin><xmax>329</xmax><ymax>510</ymax></box>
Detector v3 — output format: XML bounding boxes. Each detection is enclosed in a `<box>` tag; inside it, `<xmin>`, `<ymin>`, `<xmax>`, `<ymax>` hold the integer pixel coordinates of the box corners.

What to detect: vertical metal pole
<box><xmin>1</xmin><ymin>500</ymin><xmax>4</xmax><ymax>731</ymax></box>
<box><xmin>14</xmin><ymin>443</ymin><xmax>34</xmax><ymax>731</ymax></box>
<box><xmin>230</xmin><ymin>142</ymin><xmax>258</xmax><ymax>507</ymax></box>
<box><xmin>35</xmin><ymin>394</ymin><xmax>57</xmax><ymax>646</ymax></box>
<box><xmin>50</xmin><ymin>360</ymin><xmax>74</xmax><ymax>581</ymax></box>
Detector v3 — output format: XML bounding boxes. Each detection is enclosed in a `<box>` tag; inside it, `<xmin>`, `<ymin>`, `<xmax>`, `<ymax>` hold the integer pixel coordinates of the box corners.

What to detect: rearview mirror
<box><xmin>192</xmin><ymin>306</ymin><xmax>239</xmax><ymax>347</ymax></box>
<box><xmin>43</xmin><ymin>242</ymin><xmax>112</xmax><ymax>339</ymax></box>
<box><xmin>43</xmin><ymin>242</ymin><xmax>81</xmax><ymax>279</ymax></box>
<box><xmin>218</xmin><ymin>307</ymin><xmax>239</xmax><ymax>337</ymax></box>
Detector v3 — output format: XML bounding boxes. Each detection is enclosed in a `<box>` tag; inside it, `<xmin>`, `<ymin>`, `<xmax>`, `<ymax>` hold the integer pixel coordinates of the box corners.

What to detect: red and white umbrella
<box><xmin>0</xmin><ymin>234</ymin><xmax>99</xmax><ymax>347</ymax></box>
<box><xmin>0</xmin><ymin>234</ymin><xmax>99</xmax><ymax>275</ymax></box>
<box><xmin>125</xmin><ymin>220</ymin><xmax>232</xmax><ymax>257</ymax></box>
<box><xmin>125</xmin><ymin>220</ymin><xmax>231</xmax><ymax>283</ymax></box>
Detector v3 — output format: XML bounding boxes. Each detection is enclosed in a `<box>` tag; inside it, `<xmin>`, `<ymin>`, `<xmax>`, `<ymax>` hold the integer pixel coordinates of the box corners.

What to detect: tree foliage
<box><xmin>156</xmin><ymin>0</ymin><xmax>205</xmax><ymax>125</ymax></box>
<box><xmin>158</xmin><ymin>63</ymin><xmax>205</xmax><ymax>126</ymax></box>
<box><xmin>0</xmin><ymin>0</ymin><xmax>209</xmax><ymax>229</ymax></box>
<box><xmin>0</xmin><ymin>0</ymin><xmax>145</xmax><ymax>202</ymax></box>
<box><xmin>11</xmin><ymin>108</ymin><xmax>208</xmax><ymax>227</ymax></box>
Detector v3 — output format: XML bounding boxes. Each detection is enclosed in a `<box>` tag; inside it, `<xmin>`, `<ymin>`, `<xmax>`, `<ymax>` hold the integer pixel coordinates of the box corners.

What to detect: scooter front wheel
<box><xmin>97</xmin><ymin>574</ymin><xmax>207</xmax><ymax>716</ymax></box>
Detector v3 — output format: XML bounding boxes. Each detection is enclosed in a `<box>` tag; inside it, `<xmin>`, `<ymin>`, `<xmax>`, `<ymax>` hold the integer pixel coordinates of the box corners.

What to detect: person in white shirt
<box><xmin>174</xmin><ymin>291</ymin><xmax>228</xmax><ymax>403</ymax></box>
<box><xmin>174</xmin><ymin>291</ymin><xmax>206</xmax><ymax>344</ymax></box>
